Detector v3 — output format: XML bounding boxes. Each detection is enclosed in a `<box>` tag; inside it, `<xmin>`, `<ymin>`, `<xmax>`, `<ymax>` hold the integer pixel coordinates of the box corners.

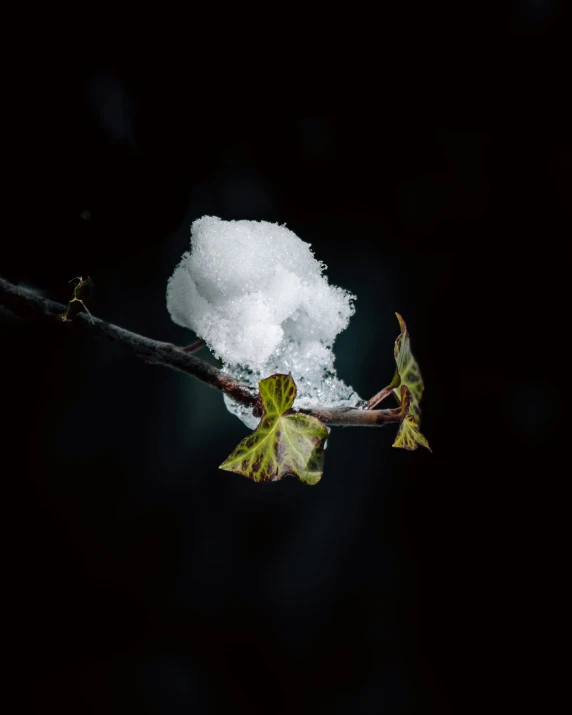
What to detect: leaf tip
<box><xmin>395</xmin><ymin>312</ymin><xmax>407</xmax><ymax>333</ymax></box>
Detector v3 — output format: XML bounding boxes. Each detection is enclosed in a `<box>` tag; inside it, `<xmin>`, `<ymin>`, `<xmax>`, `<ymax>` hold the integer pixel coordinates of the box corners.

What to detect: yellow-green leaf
<box><xmin>219</xmin><ymin>373</ymin><xmax>329</xmax><ymax>485</ymax></box>
<box><xmin>392</xmin><ymin>312</ymin><xmax>424</xmax><ymax>424</ymax></box>
<box><xmin>392</xmin><ymin>385</ymin><xmax>431</xmax><ymax>451</ymax></box>
<box><xmin>393</xmin><ymin>415</ymin><xmax>432</xmax><ymax>451</ymax></box>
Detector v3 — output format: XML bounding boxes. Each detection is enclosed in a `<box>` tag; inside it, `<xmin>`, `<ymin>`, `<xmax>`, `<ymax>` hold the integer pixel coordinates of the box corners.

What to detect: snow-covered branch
<box><xmin>0</xmin><ymin>277</ymin><xmax>401</xmax><ymax>428</ymax></box>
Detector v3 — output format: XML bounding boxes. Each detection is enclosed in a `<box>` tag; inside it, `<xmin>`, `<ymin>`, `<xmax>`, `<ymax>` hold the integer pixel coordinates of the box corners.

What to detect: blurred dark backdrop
<box><xmin>2</xmin><ymin>9</ymin><xmax>570</xmax><ymax>714</ymax></box>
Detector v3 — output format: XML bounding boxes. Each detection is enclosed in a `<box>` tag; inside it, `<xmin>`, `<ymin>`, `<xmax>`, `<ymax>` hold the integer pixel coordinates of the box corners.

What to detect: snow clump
<box><xmin>167</xmin><ymin>216</ymin><xmax>363</xmax><ymax>428</ymax></box>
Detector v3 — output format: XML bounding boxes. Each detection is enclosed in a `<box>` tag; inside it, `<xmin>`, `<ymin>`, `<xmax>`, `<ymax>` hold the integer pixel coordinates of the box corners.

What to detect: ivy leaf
<box><xmin>392</xmin><ymin>312</ymin><xmax>424</xmax><ymax>423</ymax></box>
<box><xmin>389</xmin><ymin>315</ymin><xmax>431</xmax><ymax>451</ymax></box>
<box><xmin>392</xmin><ymin>385</ymin><xmax>432</xmax><ymax>452</ymax></box>
<box><xmin>219</xmin><ymin>373</ymin><xmax>329</xmax><ymax>485</ymax></box>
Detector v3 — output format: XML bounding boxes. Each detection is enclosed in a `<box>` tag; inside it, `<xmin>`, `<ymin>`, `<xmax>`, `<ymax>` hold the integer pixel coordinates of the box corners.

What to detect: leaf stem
<box><xmin>178</xmin><ymin>339</ymin><xmax>206</xmax><ymax>354</ymax></box>
<box><xmin>366</xmin><ymin>385</ymin><xmax>395</xmax><ymax>410</ymax></box>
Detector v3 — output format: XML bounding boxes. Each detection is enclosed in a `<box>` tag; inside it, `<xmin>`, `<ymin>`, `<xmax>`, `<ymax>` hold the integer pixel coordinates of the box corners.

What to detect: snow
<box><xmin>167</xmin><ymin>216</ymin><xmax>363</xmax><ymax>428</ymax></box>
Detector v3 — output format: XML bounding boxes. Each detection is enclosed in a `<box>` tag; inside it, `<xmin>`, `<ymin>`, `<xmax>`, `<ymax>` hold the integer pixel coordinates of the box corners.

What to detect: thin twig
<box><xmin>0</xmin><ymin>277</ymin><xmax>402</xmax><ymax>428</ymax></box>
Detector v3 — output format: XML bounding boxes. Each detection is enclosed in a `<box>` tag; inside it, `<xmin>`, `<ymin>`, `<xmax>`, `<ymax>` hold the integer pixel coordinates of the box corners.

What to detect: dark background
<box><xmin>3</xmin><ymin>7</ymin><xmax>569</xmax><ymax>713</ymax></box>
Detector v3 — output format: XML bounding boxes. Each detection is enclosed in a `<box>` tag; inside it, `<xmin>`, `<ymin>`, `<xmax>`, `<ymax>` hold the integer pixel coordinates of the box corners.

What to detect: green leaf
<box><xmin>219</xmin><ymin>373</ymin><xmax>329</xmax><ymax>485</ymax></box>
<box><xmin>392</xmin><ymin>385</ymin><xmax>432</xmax><ymax>452</ymax></box>
<box><xmin>392</xmin><ymin>312</ymin><xmax>424</xmax><ymax>423</ymax></box>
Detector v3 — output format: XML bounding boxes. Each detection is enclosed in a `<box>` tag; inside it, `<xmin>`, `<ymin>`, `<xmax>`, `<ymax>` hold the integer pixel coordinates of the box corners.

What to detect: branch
<box><xmin>299</xmin><ymin>404</ymin><xmax>402</xmax><ymax>426</ymax></box>
<box><xmin>0</xmin><ymin>277</ymin><xmax>401</xmax><ymax>428</ymax></box>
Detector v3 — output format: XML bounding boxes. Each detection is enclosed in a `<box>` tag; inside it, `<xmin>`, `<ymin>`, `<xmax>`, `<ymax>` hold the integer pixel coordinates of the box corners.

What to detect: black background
<box><xmin>3</xmin><ymin>7</ymin><xmax>569</xmax><ymax>713</ymax></box>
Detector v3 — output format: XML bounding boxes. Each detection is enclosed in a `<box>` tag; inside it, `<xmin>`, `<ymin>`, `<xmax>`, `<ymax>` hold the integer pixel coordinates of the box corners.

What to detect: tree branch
<box><xmin>0</xmin><ymin>277</ymin><xmax>402</xmax><ymax>428</ymax></box>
